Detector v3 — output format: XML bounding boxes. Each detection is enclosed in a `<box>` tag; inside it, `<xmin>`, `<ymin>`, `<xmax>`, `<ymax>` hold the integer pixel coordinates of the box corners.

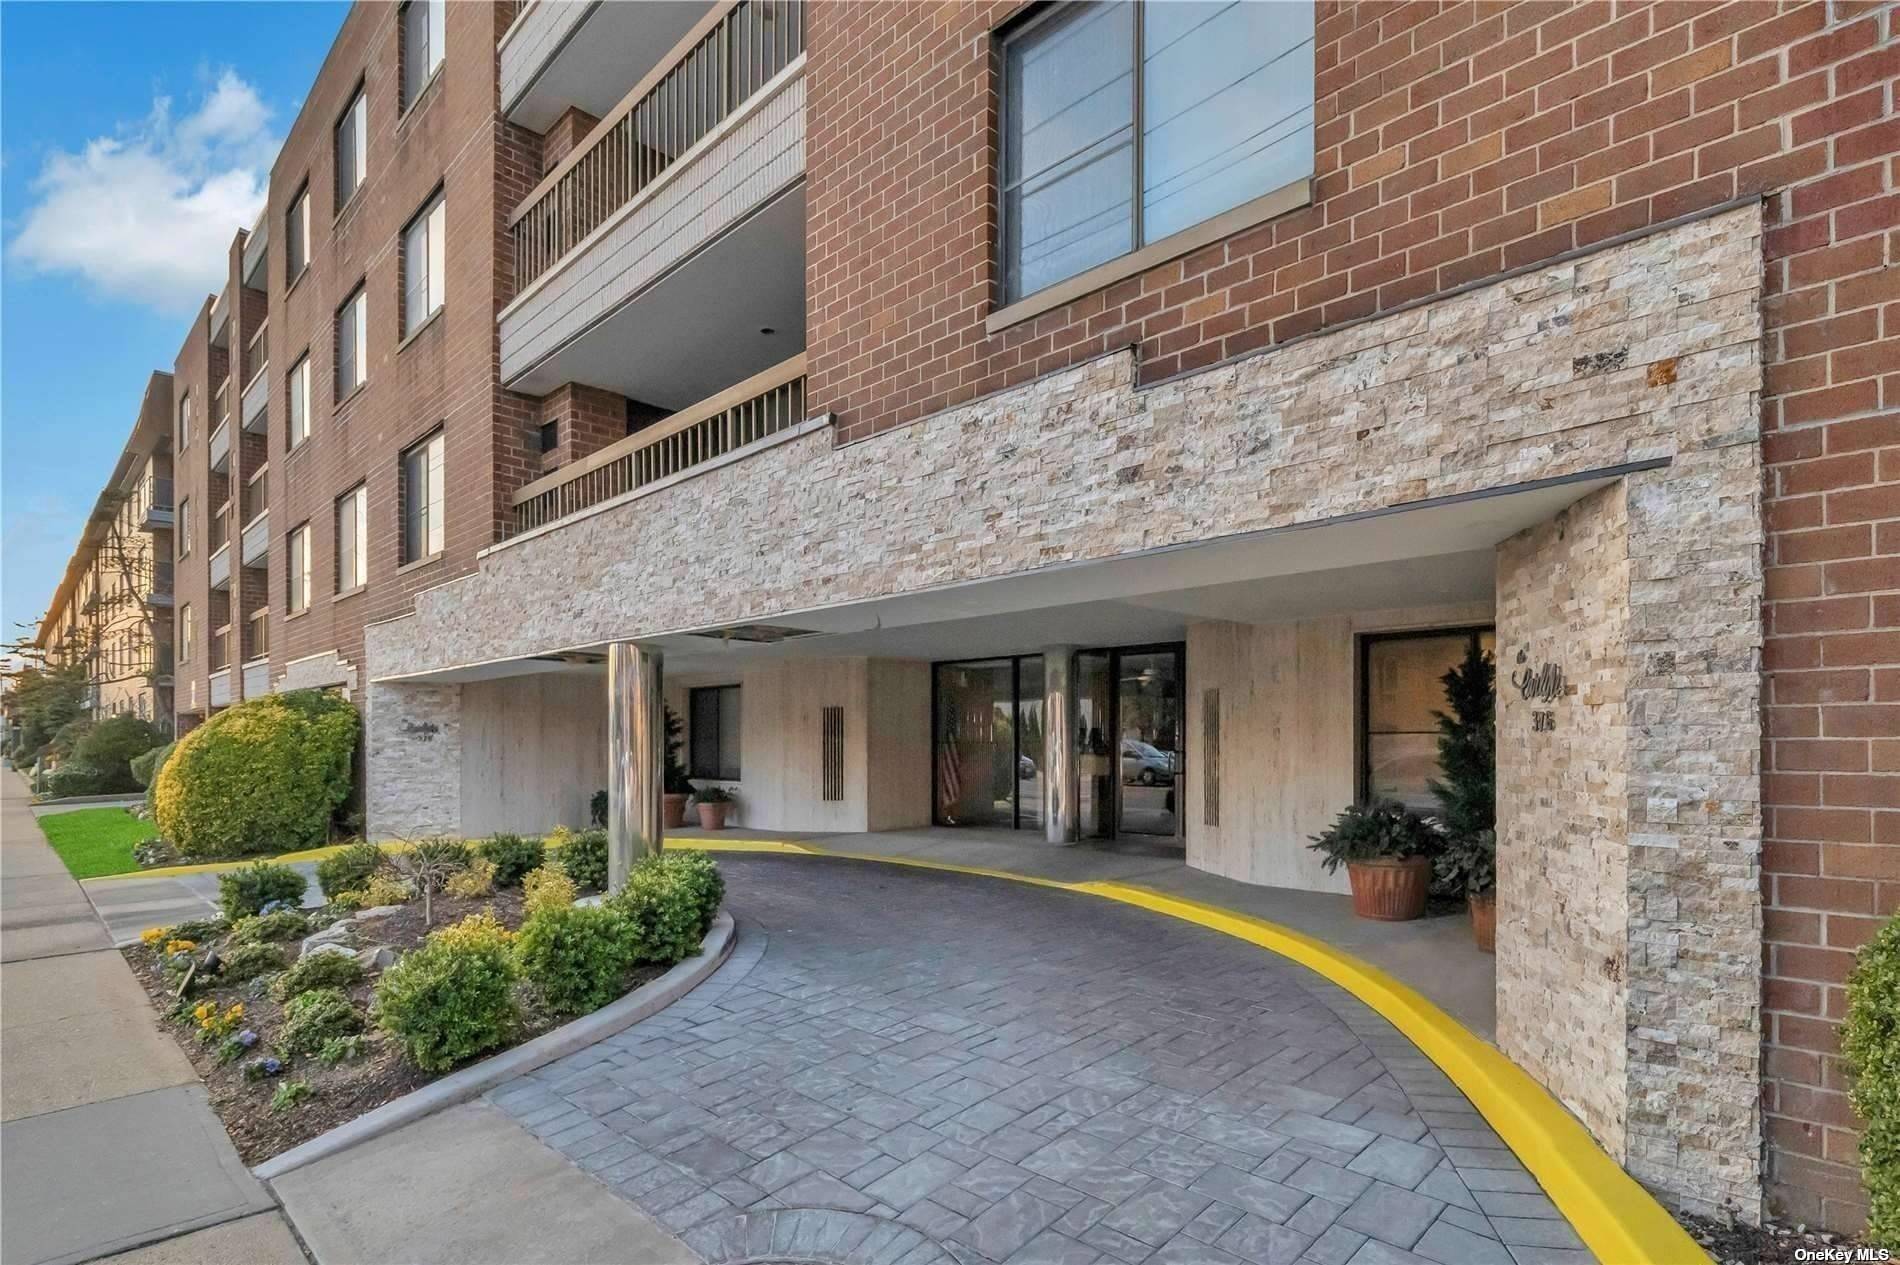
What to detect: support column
<box><xmin>1043</xmin><ymin>646</ymin><xmax>1078</xmax><ymax>843</ymax></box>
<box><xmin>607</xmin><ymin>642</ymin><xmax>663</xmax><ymax>889</ymax></box>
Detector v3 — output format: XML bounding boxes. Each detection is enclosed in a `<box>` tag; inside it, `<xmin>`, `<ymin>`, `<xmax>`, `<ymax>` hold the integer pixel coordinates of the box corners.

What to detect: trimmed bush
<box><xmin>522</xmin><ymin>865</ymin><xmax>576</xmax><ymax>915</ymax></box>
<box><xmin>228</xmin><ymin>910</ymin><xmax>311</xmax><ymax>944</ymax></box>
<box><xmin>477</xmin><ymin>833</ymin><xmax>544</xmax><ymax>887</ymax></box>
<box><xmin>555</xmin><ymin>828</ymin><xmax>609</xmax><ymax>891</ymax></box>
<box><xmin>514</xmin><ymin>905</ymin><xmax>636</xmax><ymax>1016</ymax></box>
<box><xmin>44</xmin><ymin>763</ymin><xmax>114</xmax><ymax>798</ymax></box>
<box><xmin>360</xmin><ymin>874</ymin><xmax>414</xmax><ymax>907</ymax></box>
<box><xmin>154</xmin><ymin>690</ymin><xmax>357</xmax><ymax>858</ymax></box>
<box><xmin>279</xmin><ymin>987</ymin><xmax>363</xmax><ymax>1055</ymax></box>
<box><xmin>1846</xmin><ymin>916</ymin><xmax>1900</xmax><ymax>1247</ymax></box>
<box><xmin>272</xmin><ymin>952</ymin><xmax>365</xmax><ymax>1001</ymax></box>
<box><xmin>607</xmin><ymin>857</ymin><xmax>702</xmax><ymax>966</ymax></box>
<box><xmin>218</xmin><ymin>862</ymin><xmax>308</xmax><ymax>920</ymax></box>
<box><xmin>129</xmin><ymin>741</ymin><xmax>174</xmax><ymax>789</ymax></box>
<box><xmin>66</xmin><ymin>716</ymin><xmax>169</xmax><ymax>794</ymax></box>
<box><xmin>316</xmin><ymin>842</ymin><xmax>385</xmax><ymax>901</ymax></box>
<box><xmin>374</xmin><ymin>913</ymin><xmax>519</xmax><ymax>1072</ymax></box>
<box><xmin>657</xmin><ymin>850</ymin><xmax>724</xmax><ymax>938</ymax></box>
<box><xmin>446</xmin><ymin>858</ymin><xmax>496</xmax><ymax>900</ymax></box>
<box><xmin>218</xmin><ymin>942</ymin><xmax>286</xmax><ymax>983</ymax></box>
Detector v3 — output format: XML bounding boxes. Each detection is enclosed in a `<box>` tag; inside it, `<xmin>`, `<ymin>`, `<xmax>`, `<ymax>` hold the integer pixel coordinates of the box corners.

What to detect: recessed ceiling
<box><xmin>505</xmin><ymin>2</ymin><xmax>710</xmax><ymax>132</ymax></box>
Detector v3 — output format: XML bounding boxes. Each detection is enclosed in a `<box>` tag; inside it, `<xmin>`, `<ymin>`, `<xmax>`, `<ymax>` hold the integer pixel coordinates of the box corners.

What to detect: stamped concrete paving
<box><xmin>491</xmin><ymin>855</ymin><xmax>1594</xmax><ymax>1265</ymax></box>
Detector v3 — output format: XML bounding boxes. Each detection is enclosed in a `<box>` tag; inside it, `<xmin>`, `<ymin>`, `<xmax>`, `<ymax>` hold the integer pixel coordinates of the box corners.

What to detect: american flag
<box><xmin>936</xmin><ymin>726</ymin><xmax>961</xmax><ymax>823</ymax></box>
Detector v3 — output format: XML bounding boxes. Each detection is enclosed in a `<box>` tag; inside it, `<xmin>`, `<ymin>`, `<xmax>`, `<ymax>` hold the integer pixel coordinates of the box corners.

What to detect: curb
<box><xmin>672</xmin><ymin>839</ymin><xmax>1707</xmax><ymax>1265</ymax></box>
<box><xmin>252</xmin><ymin>910</ymin><xmax>735</xmax><ymax>1182</ymax></box>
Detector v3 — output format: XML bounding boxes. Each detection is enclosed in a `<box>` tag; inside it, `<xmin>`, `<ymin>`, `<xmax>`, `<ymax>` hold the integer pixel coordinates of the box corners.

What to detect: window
<box><xmin>999</xmin><ymin>1</ymin><xmax>1314</xmax><ymax>303</ymax></box>
<box><xmin>181</xmin><ymin>604</ymin><xmax>194</xmax><ymax>664</ymax></box>
<box><xmin>400</xmin><ymin>430</ymin><xmax>445</xmax><ymax>563</ymax></box>
<box><xmin>335</xmin><ymin>86</ymin><xmax>367</xmax><ymax>208</ymax></box>
<box><xmin>178</xmin><ymin>496</ymin><xmax>192</xmax><ymax>556</ymax></box>
<box><xmin>336</xmin><ymin>484</ymin><xmax>368</xmax><ymax>591</ymax></box>
<box><xmin>286</xmin><ymin>355</ymin><xmax>312</xmax><ymax>447</ymax></box>
<box><xmin>402</xmin><ymin>192</ymin><xmax>446</xmax><ymax>334</ymax></box>
<box><xmin>402</xmin><ymin>0</ymin><xmax>445</xmax><ymax>110</ymax></box>
<box><xmin>287</xmin><ymin>184</ymin><xmax>310</xmax><ymax>279</ymax></box>
<box><xmin>689</xmin><ymin>686</ymin><xmax>742</xmax><ymax>781</ymax></box>
<box><xmin>335</xmin><ymin>288</ymin><xmax>367</xmax><ymax>397</ymax></box>
<box><xmin>538</xmin><ymin>420</ymin><xmax>559</xmax><ymax>453</ymax></box>
<box><xmin>1360</xmin><ymin>628</ymin><xmax>1495</xmax><ymax>816</ymax></box>
<box><xmin>287</xmin><ymin>523</ymin><xmax>312</xmax><ymax>613</ymax></box>
<box><xmin>178</xmin><ymin>393</ymin><xmax>193</xmax><ymax>447</ymax></box>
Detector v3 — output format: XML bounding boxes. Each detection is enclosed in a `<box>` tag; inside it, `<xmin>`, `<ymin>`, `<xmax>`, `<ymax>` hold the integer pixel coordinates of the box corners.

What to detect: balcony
<box><xmin>510</xmin><ymin>355</ymin><xmax>807</xmax><ymax>536</ymax></box>
<box><xmin>209</xmin><ymin>541</ymin><xmax>231</xmax><ymax>591</ymax></box>
<box><xmin>242</xmin><ymin>659</ymin><xmax>270</xmax><ymax>699</ymax></box>
<box><xmin>209</xmin><ymin>668</ymin><xmax>233</xmax><ymax>709</ymax></box>
<box><xmin>209</xmin><ymin>414</ymin><xmax>231</xmax><ymax>474</ymax></box>
<box><xmin>241</xmin><ymin>507</ymin><xmax>270</xmax><ymax>568</ymax></box>
<box><xmin>133</xmin><ymin>475</ymin><xmax>174</xmax><ymax>531</ymax></box>
<box><xmin>242</xmin><ymin>358</ymin><xmax>269</xmax><ymax>432</ymax></box>
<box><xmin>143</xmin><ymin>561</ymin><xmax>174</xmax><ymax>607</ymax></box>
<box><xmin>500</xmin><ymin>1</ymin><xmax>710</xmax><ymax>132</ymax></box>
<box><xmin>500</xmin><ymin>0</ymin><xmax>806</xmax><ymax>404</ymax></box>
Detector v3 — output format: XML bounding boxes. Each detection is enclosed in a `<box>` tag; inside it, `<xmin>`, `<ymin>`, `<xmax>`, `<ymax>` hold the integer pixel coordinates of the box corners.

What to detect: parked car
<box><xmin>1121</xmin><ymin>739</ymin><xmax>1177</xmax><ymax>786</ymax></box>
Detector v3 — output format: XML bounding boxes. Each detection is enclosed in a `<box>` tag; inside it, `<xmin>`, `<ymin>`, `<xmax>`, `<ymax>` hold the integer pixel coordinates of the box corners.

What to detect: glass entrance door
<box><xmin>1116</xmin><ymin>648</ymin><xmax>1182</xmax><ymax>838</ymax></box>
<box><xmin>932</xmin><ymin>657</ymin><xmax>1044</xmax><ymax>829</ymax></box>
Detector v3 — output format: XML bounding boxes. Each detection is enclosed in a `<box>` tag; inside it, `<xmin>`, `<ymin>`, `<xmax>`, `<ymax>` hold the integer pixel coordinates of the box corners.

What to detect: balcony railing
<box><xmin>509</xmin><ymin>0</ymin><xmax>804</xmax><ymax>291</ymax></box>
<box><xmin>132</xmin><ymin>475</ymin><xmax>174</xmax><ymax>529</ymax></box>
<box><xmin>511</xmin><ymin>354</ymin><xmax>806</xmax><ymax>535</ymax></box>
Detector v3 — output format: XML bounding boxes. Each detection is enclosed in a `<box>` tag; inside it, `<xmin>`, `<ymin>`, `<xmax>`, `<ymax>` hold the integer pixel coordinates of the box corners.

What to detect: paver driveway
<box><xmin>489</xmin><ymin>855</ymin><xmax>1592</xmax><ymax>1265</ymax></box>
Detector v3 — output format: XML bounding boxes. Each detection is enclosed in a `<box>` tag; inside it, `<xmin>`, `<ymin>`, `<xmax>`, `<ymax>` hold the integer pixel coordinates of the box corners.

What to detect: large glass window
<box><xmin>177</xmin><ymin>496</ymin><xmax>192</xmax><ymax>557</ymax></box>
<box><xmin>932</xmin><ymin>656</ymin><xmax>1047</xmax><ymax>830</ymax></box>
<box><xmin>999</xmin><ymin>1</ymin><xmax>1315</xmax><ymax>302</ymax></box>
<box><xmin>178</xmin><ymin>393</ymin><xmax>192</xmax><ymax>447</ymax></box>
<box><xmin>335</xmin><ymin>288</ymin><xmax>367</xmax><ymax>396</ymax></box>
<box><xmin>402</xmin><ymin>192</ymin><xmax>446</xmax><ymax>335</ymax></box>
<box><xmin>689</xmin><ymin>685</ymin><xmax>742</xmax><ymax>781</ymax></box>
<box><xmin>400</xmin><ymin>430</ymin><xmax>445</xmax><ymax>563</ymax></box>
<box><xmin>401</xmin><ymin>0</ymin><xmax>445</xmax><ymax>110</ymax></box>
<box><xmin>288</xmin><ymin>354</ymin><xmax>312</xmax><ymax>446</ymax></box>
<box><xmin>336</xmin><ymin>87</ymin><xmax>367</xmax><ymax>208</ymax></box>
<box><xmin>288</xmin><ymin>523</ymin><xmax>312</xmax><ymax>613</ymax></box>
<box><xmin>336</xmin><ymin>484</ymin><xmax>367</xmax><ymax>591</ymax></box>
<box><xmin>1361</xmin><ymin>628</ymin><xmax>1495</xmax><ymax>816</ymax></box>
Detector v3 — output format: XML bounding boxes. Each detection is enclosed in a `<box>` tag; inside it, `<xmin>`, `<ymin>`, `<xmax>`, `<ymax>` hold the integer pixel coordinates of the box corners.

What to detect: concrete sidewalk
<box><xmin>0</xmin><ymin>770</ymin><xmax>301</xmax><ymax>1265</ymax></box>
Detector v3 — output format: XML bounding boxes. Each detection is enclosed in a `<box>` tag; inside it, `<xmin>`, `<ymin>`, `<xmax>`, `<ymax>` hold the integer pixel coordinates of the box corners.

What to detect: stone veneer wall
<box><xmin>364</xmin><ymin>682</ymin><xmax>462</xmax><ymax>841</ymax></box>
<box><xmin>368</xmin><ymin>206</ymin><xmax>1766</xmax><ymax>1216</ymax></box>
<box><xmin>1496</xmin><ymin>485</ymin><xmax>1635</xmax><ymax>1164</ymax></box>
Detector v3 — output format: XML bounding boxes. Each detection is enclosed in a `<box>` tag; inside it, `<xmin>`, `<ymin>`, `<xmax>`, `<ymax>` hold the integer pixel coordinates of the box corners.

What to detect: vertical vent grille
<box><xmin>1202</xmin><ymin>688</ymin><xmax>1221</xmax><ymax>828</ymax></box>
<box><xmin>822</xmin><ymin>705</ymin><xmax>844</xmax><ymax>801</ymax></box>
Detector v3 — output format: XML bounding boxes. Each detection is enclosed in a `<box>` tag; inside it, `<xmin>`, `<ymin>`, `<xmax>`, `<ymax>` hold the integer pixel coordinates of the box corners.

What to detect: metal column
<box><xmin>1043</xmin><ymin>646</ymin><xmax>1078</xmax><ymax>843</ymax></box>
<box><xmin>607</xmin><ymin>642</ymin><xmax>664</xmax><ymax>889</ymax></box>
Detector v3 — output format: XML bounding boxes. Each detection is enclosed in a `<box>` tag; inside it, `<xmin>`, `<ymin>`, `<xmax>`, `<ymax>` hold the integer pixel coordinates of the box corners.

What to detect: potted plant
<box><xmin>692</xmin><ymin>786</ymin><xmax>734</xmax><ymax>830</ymax></box>
<box><xmin>1308</xmin><ymin>801</ymin><xmax>1441</xmax><ymax>921</ymax></box>
<box><xmin>662</xmin><ymin>705</ymin><xmax>693</xmax><ymax>829</ymax></box>
<box><xmin>1438</xmin><ymin>829</ymin><xmax>1497</xmax><ymax>951</ymax></box>
<box><xmin>1429</xmin><ymin>641</ymin><xmax>1497</xmax><ymax>948</ymax></box>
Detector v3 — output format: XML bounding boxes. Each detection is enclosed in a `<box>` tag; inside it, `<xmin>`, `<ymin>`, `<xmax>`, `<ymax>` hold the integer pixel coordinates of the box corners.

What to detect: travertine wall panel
<box><xmin>364</xmin><ymin>681</ymin><xmax>462</xmax><ymax>840</ymax></box>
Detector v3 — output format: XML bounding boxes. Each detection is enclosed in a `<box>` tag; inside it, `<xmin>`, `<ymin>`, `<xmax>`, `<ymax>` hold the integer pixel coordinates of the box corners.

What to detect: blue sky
<box><xmin>1</xmin><ymin>1</ymin><xmax>347</xmax><ymax>647</ymax></box>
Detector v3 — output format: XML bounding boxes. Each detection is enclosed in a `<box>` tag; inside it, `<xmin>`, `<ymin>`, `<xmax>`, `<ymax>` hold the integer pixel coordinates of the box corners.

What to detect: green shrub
<box><xmin>218</xmin><ymin>862</ymin><xmax>308</xmax><ymax>920</ymax></box>
<box><xmin>316</xmin><ymin>842</ymin><xmax>385</xmax><ymax>900</ymax></box>
<box><xmin>270</xmin><ymin>1079</ymin><xmax>313</xmax><ymax>1112</ymax></box>
<box><xmin>446</xmin><ymin>858</ymin><xmax>496</xmax><ymax>899</ymax></box>
<box><xmin>154</xmin><ymin>690</ymin><xmax>357</xmax><ymax>858</ymax></box>
<box><xmin>1306</xmin><ymin>800</ymin><xmax>1442</xmax><ymax>874</ymax></box>
<box><xmin>1846</xmin><ymin>916</ymin><xmax>1900</xmax><ymax>1248</ymax></box>
<box><xmin>607</xmin><ymin>857</ymin><xmax>703</xmax><ymax>966</ymax></box>
<box><xmin>522</xmin><ymin>865</ymin><xmax>577</xmax><ymax>915</ymax></box>
<box><xmin>360</xmin><ymin>874</ymin><xmax>414</xmax><ymax>907</ymax></box>
<box><xmin>45</xmin><ymin>763</ymin><xmax>116</xmax><ymax>798</ymax></box>
<box><xmin>555</xmin><ymin>828</ymin><xmax>609</xmax><ymax>891</ymax></box>
<box><xmin>228</xmin><ymin>910</ymin><xmax>311</xmax><ymax>945</ymax></box>
<box><xmin>279</xmin><ymin>987</ymin><xmax>363</xmax><ymax>1055</ymax></box>
<box><xmin>655</xmin><ymin>850</ymin><xmax>724</xmax><ymax>938</ymax></box>
<box><xmin>129</xmin><ymin>741</ymin><xmax>174</xmax><ymax>789</ymax></box>
<box><xmin>477</xmin><ymin>833</ymin><xmax>545</xmax><ymax>887</ymax></box>
<box><xmin>272</xmin><ymin>952</ymin><xmax>365</xmax><ymax>1001</ymax></box>
<box><xmin>408</xmin><ymin>836</ymin><xmax>471</xmax><ymax>870</ymax></box>
<box><xmin>218</xmin><ymin>942</ymin><xmax>286</xmax><ymax>983</ymax></box>
<box><xmin>65</xmin><ymin>716</ymin><xmax>169</xmax><ymax>794</ymax></box>
<box><xmin>316</xmin><ymin>1034</ymin><xmax>367</xmax><ymax>1066</ymax></box>
<box><xmin>161</xmin><ymin>916</ymin><xmax>228</xmax><ymax>945</ymax></box>
<box><xmin>514</xmin><ymin>905</ymin><xmax>636</xmax><ymax>1016</ymax></box>
<box><xmin>373</xmin><ymin>913</ymin><xmax>519</xmax><ymax>1072</ymax></box>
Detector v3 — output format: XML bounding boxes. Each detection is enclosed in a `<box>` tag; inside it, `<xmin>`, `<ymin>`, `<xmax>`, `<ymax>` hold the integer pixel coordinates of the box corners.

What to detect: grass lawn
<box><xmin>38</xmin><ymin>807</ymin><xmax>157</xmax><ymax>879</ymax></box>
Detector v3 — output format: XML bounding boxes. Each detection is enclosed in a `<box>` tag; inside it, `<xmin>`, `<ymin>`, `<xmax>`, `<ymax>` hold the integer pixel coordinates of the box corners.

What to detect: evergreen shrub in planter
<box><xmin>1308</xmin><ymin>801</ymin><xmax>1440</xmax><ymax>921</ymax></box>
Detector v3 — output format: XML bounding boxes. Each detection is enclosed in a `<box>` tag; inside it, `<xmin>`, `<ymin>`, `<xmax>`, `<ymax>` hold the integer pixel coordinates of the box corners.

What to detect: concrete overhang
<box><xmin>501</xmin><ymin>1</ymin><xmax>710</xmax><ymax>132</ymax></box>
<box><xmin>391</xmin><ymin>463</ymin><xmax>1649</xmax><ymax>684</ymax></box>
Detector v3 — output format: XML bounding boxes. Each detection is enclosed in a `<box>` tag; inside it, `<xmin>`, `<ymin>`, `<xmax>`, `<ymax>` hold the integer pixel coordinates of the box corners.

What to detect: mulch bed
<box><xmin>1681</xmin><ymin>1209</ymin><xmax>1875</xmax><ymax>1264</ymax></box>
<box><xmin>123</xmin><ymin>889</ymin><xmax>661</xmax><ymax>1165</ymax></box>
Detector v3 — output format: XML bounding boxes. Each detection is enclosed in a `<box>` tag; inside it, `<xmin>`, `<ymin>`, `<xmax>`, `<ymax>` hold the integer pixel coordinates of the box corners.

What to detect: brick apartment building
<box><xmin>32</xmin><ymin>372</ymin><xmax>177</xmax><ymax>732</ymax></box>
<box><xmin>133</xmin><ymin>0</ymin><xmax>1896</xmax><ymax>1238</ymax></box>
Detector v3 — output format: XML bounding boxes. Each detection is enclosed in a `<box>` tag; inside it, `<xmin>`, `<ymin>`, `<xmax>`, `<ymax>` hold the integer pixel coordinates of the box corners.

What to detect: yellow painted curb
<box><xmin>92</xmin><ymin>839</ymin><xmax>422</xmax><ymax>881</ymax></box>
<box><xmin>665</xmin><ymin>836</ymin><xmax>1704</xmax><ymax>1265</ymax></box>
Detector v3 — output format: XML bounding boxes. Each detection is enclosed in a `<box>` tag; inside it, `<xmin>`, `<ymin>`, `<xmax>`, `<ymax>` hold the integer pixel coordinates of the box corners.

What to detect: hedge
<box><xmin>154</xmin><ymin>690</ymin><xmax>357</xmax><ymax>858</ymax></box>
<box><xmin>1846</xmin><ymin>916</ymin><xmax>1900</xmax><ymax>1247</ymax></box>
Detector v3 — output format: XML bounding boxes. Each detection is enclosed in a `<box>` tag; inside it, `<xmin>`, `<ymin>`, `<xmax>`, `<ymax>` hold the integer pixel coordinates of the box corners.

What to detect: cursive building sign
<box><xmin>1512</xmin><ymin>647</ymin><xmax>1566</xmax><ymax>731</ymax></box>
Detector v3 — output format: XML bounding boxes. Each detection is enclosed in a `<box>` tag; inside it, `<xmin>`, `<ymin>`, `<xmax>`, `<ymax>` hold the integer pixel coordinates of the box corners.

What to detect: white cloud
<box><xmin>9</xmin><ymin>71</ymin><xmax>279</xmax><ymax>313</ymax></box>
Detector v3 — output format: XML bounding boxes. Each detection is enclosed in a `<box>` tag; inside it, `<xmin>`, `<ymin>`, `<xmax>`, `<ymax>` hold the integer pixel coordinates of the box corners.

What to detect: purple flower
<box><xmin>237</xmin><ymin>1029</ymin><xmax>258</xmax><ymax>1048</ymax></box>
<box><xmin>263</xmin><ymin>1057</ymin><xmax>282</xmax><ymax>1074</ymax></box>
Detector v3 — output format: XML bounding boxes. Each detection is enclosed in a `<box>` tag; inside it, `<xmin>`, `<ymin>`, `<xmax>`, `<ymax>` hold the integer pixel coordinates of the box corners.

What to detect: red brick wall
<box><xmin>807</xmin><ymin>0</ymin><xmax>1898</xmax><ymax>1231</ymax></box>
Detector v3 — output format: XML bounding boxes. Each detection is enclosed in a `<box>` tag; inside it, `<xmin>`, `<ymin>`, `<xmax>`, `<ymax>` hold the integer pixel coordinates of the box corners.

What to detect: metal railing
<box><xmin>509</xmin><ymin>0</ymin><xmax>804</xmax><ymax>290</ymax></box>
<box><xmin>132</xmin><ymin>475</ymin><xmax>174</xmax><ymax>521</ymax></box>
<box><xmin>511</xmin><ymin>355</ymin><xmax>805</xmax><ymax>535</ymax></box>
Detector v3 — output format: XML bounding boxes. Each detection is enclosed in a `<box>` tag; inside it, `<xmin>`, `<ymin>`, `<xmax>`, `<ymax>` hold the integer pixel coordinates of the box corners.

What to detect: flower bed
<box><xmin>122</xmin><ymin>840</ymin><xmax>722</xmax><ymax>1165</ymax></box>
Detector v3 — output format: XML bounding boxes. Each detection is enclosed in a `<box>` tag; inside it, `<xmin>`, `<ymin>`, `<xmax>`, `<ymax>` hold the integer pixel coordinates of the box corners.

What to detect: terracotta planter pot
<box><xmin>695</xmin><ymin>801</ymin><xmax>731</xmax><ymax>830</ymax></box>
<box><xmin>663</xmin><ymin>793</ymin><xmax>689</xmax><ymax>829</ymax></box>
<box><xmin>1346</xmin><ymin>856</ymin><xmax>1431</xmax><ymax>921</ymax></box>
<box><xmin>1469</xmin><ymin>891</ymin><xmax>1497</xmax><ymax>954</ymax></box>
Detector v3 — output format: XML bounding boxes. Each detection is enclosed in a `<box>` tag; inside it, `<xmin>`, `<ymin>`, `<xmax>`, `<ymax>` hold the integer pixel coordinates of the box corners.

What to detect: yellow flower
<box><xmin>225</xmin><ymin>1004</ymin><xmax>244</xmax><ymax>1020</ymax></box>
<box><xmin>140</xmin><ymin>927</ymin><xmax>166</xmax><ymax>946</ymax></box>
<box><xmin>194</xmin><ymin>1002</ymin><xmax>214</xmax><ymax>1021</ymax></box>
<box><xmin>165</xmin><ymin>939</ymin><xmax>197</xmax><ymax>955</ymax></box>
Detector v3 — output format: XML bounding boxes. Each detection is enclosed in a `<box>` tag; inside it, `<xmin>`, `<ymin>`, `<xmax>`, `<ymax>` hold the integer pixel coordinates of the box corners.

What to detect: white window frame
<box><xmin>336</xmin><ymin>484</ymin><xmax>368</xmax><ymax>592</ymax></box>
<box><xmin>178</xmin><ymin>495</ymin><xmax>192</xmax><ymax>557</ymax></box>
<box><xmin>288</xmin><ymin>523</ymin><xmax>312</xmax><ymax>613</ymax></box>
<box><xmin>336</xmin><ymin>87</ymin><xmax>367</xmax><ymax>209</ymax></box>
<box><xmin>287</xmin><ymin>184</ymin><xmax>311</xmax><ymax>279</ymax></box>
<box><xmin>288</xmin><ymin>354</ymin><xmax>312</xmax><ymax>447</ymax></box>
<box><xmin>180</xmin><ymin>604</ymin><xmax>194</xmax><ymax>664</ymax></box>
<box><xmin>400</xmin><ymin>430</ymin><xmax>445</xmax><ymax>564</ymax></box>
<box><xmin>402</xmin><ymin>192</ymin><xmax>446</xmax><ymax>335</ymax></box>
<box><xmin>335</xmin><ymin>289</ymin><xmax>367</xmax><ymax>397</ymax></box>
<box><xmin>178</xmin><ymin>393</ymin><xmax>192</xmax><ymax>447</ymax></box>
<box><xmin>402</xmin><ymin>0</ymin><xmax>446</xmax><ymax>111</ymax></box>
